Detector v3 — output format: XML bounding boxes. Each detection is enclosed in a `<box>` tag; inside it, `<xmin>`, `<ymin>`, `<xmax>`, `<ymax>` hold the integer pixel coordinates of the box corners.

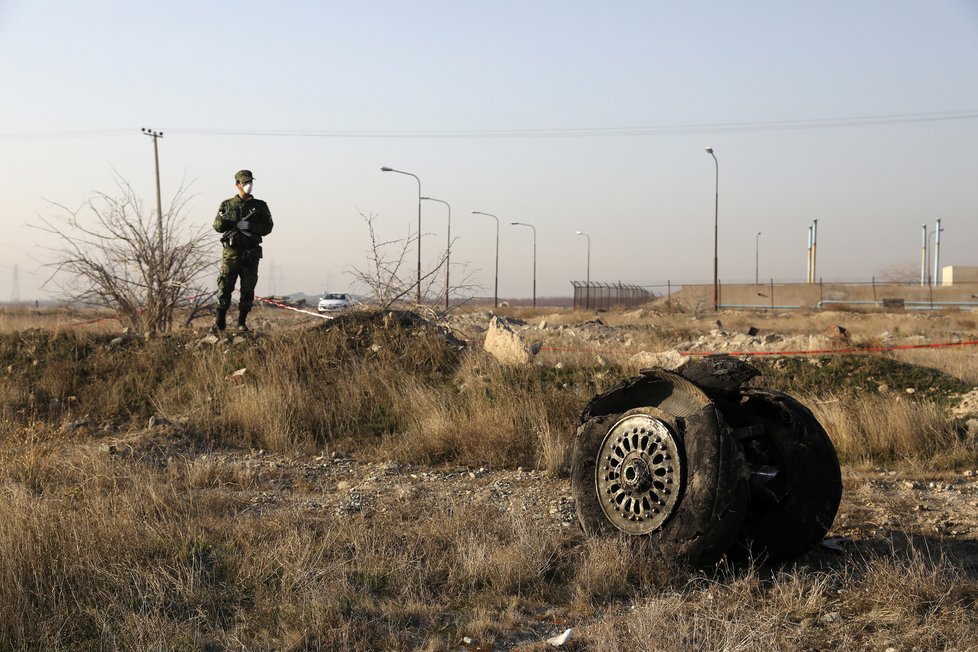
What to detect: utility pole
<box><xmin>141</xmin><ymin>128</ymin><xmax>164</xmax><ymax>251</ymax></box>
<box><xmin>11</xmin><ymin>263</ymin><xmax>20</xmax><ymax>304</ymax></box>
<box><xmin>933</xmin><ymin>218</ymin><xmax>943</xmax><ymax>286</ymax></box>
<box><xmin>141</xmin><ymin>128</ymin><xmax>166</xmax><ymax>330</ymax></box>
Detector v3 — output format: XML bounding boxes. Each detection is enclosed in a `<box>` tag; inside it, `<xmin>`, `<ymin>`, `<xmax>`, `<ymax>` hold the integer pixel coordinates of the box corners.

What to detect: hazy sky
<box><xmin>2</xmin><ymin>1</ymin><xmax>977</xmax><ymax>301</ymax></box>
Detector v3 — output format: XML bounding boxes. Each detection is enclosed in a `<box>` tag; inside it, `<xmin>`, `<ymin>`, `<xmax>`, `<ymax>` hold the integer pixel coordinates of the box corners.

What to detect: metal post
<box><xmin>576</xmin><ymin>231</ymin><xmax>590</xmax><ymax>310</ymax></box>
<box><xmin>421</xmin><ymin>197</ymin><xmax>451</xmax><ymax>310</ymax></box>
<box><xmin>472</xmin><ymin>211</ymin><xmax>500</xmax><ymax>308</ymax></box>
<box><xmin>934</xmin><ymin>218</ymin><xmax>943</xmax><ymax>286</ymax></box>
<box><xmin>511</xmin><ymin>222</ymin><xmax>536</xmax><ymax>308</ymax></box>
<box><xmin>381</xmin><ymin>167</ymin><xmax>422</xmax><ymax>303</ymax></box>
<box><xmin>705</xmin><ymin>148</ymin><xmax>719</xmax><ymax>311</ymax></box>
<box><xmin>755</xmin><ymin>231</ymin><xmax>761</xmax><ymax>285</ymax></box>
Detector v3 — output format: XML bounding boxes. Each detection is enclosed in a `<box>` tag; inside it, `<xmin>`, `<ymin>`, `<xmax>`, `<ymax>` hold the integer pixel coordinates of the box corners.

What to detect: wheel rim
<box><xmin>595</xmin><ymin>413</ymin><xmax>683</xmax><ymax>535</ymax></box>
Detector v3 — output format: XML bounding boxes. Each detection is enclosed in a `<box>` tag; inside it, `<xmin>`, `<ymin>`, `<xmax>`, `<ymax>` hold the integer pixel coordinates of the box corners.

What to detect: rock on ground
<box><xmin>484</xmin><ymin>316</ymin><xmax>535</xmax><ymax>365</ymax></box>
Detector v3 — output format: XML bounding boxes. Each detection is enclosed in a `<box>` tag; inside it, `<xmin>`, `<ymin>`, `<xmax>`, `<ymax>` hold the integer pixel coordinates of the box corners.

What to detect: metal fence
<box><xmin>571</xmin><ymin>282</ymin><xmax>653</xmax><ymax>310</ymax></box>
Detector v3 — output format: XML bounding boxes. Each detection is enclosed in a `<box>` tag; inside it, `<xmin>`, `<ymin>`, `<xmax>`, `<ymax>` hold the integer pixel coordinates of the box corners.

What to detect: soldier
<box><xmin>213</xmin><ymin>169</ymin><xmax>274</xmax><ymax>332</ymax></box>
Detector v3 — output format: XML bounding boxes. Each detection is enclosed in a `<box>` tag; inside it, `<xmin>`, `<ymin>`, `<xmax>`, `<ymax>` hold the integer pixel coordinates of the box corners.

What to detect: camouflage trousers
<box><xmin>217</xmin><ymin>247</ymin><xmax>262</xmax><ymax>310</ymax></box>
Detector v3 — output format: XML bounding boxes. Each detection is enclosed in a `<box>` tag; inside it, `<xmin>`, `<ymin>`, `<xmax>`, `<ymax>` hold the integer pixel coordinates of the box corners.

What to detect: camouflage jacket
<box><xmin>213</xmin><ymin>194</ymin><xmax>273</xmax><ymax>249</ymax></box>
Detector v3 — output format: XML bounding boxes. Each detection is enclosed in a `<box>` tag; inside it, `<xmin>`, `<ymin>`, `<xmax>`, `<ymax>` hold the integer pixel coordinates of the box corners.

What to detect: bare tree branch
<box><xmin>33</xmin><ymin>175</ymin><xmax>216</xmax><ymax>333</ymax></box>
<box><xmin>348</xmin><ymin>210</ymin><xmax>482</xmax><ymax>314</ymax></box>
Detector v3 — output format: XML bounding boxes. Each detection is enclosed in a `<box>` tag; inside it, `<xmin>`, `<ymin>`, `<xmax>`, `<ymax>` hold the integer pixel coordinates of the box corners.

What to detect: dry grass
<box><xmin>810</xmin><ymin>393</ymin><xmax>970</xmax><ymax>467</ymax></box>
<box><xmin>3</xmin><ymin>439</ymin><xmax>976</xmax><ymax>650</ymax></box>
<box><xmin>2</xmin><ymin>306</ymin><xmax>978</xmax><ymax>649</ymax></box>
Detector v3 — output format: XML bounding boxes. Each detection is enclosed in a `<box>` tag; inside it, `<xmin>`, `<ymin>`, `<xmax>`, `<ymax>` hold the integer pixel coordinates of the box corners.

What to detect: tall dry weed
<box><xmin>809</xmin><ymin>393</ymin><xmax>970</xmax><ymax>466</ymax></box>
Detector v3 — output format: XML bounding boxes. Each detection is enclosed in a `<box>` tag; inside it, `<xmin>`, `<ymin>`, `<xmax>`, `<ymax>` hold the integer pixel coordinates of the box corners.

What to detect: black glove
<box><xmin>237</xmin><ymin>220</ymin><xmax>251</xmax><ymax>231</ymax></box>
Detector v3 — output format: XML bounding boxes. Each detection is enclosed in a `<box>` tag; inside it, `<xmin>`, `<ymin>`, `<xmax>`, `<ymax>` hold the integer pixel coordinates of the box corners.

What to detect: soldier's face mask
<box><xmin>242</xmin><ymin>182</ymin><xmax>253</xmax><ymax>195</ymax></box>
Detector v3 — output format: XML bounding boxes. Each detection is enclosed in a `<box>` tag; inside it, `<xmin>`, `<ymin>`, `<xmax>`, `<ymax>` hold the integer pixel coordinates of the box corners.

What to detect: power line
<box><xmin>1</xmin><ymin>109</ymin><xmax>977</xmax><ymax>141</ymax></box>
<box><xmin>0</xmin><ymin>128</ymin><xmax>135</xmax><ymax>141</ymax></box>
<box><xmin>164</xmin><ymin>109</ymin><xmax>978</xmax><ymax>139</ymax></box>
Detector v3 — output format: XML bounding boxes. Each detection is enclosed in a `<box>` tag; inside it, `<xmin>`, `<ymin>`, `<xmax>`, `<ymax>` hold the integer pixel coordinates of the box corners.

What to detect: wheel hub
<box><xmin>595</xmin><ymin>413</ymin><xmax>683</xmax><ymax>535</ymax></box>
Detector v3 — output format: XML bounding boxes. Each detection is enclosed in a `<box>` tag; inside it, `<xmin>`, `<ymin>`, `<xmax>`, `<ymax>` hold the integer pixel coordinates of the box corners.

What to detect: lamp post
<box><xmin>705</xmin><ymin>147</ymin><xmax>718</xmax><ymax>311</ymax></box>
<box><xmin>576</xmin><ymin>230</ymin><xmax>590</xmax><ymax>309</ymax></box>
<box><xmin>511</xmin><ymin>221</ymin><xmax>536</xmax><ymax>308</ymax></box>
<box><xmin>381</xmin><ymin>166</ymin><xmax>422</xmax><ymax>303</ymax></box>
<box><xmin>755</xmin><ymin>231</ymin><xmax>762</xmax><ymax>285</ymax></box>
<box><xmin>471</xmin><ymin>210</ymin><xmax>500</xmax><ymax>308</ymax></box>
<box><xmin>421</xmin><ymin>196</ymin><xmax>451</xmax><ymax>310</ymax></box>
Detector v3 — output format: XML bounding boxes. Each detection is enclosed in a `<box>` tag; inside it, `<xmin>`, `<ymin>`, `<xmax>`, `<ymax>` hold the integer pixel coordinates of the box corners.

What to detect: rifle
<box><xmin>220</xmin><ymin>208</ymin><xmax>257</xmax><ymax>248</ymax></box>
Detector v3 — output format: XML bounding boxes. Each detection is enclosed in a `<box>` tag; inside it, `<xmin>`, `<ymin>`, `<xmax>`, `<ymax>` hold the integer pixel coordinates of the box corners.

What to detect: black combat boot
<box><xmin>236</xmin><ymin>306</ymin><xmax>251</xmax><ymax>332</ymax></box>
<box><xmin>214</xmin><ymin>308</ymin><xmax>227</xmax><ymax>332</ymax></box>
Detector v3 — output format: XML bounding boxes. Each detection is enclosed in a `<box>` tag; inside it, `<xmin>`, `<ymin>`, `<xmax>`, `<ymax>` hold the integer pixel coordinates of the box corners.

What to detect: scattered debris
<box><xmin>225</xmin><ymin>368</ymin><xmax>248</xmax><ymax>384</ymax></box>
<box><xmin>546</xmin><ymin>628</ymin><xmax>573</xmax><ymax>647</ymax></box>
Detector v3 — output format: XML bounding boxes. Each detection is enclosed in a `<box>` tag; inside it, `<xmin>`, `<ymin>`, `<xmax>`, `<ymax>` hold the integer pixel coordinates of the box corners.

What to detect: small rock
<box><xmin>336</xmin><ymin>480</ymin><xmax>352</xmax><ymax>491</ymax></box>
<box><xmin>905</xmin><ymin>388</ymin><xmax>916</xmax><ymax>395</ymax></box>
<box><xmin>821</xmin><ymin>611</ymin><xmax>843</xmax><ymax>623</ymax></box>
<box><xmin>878</xmin><ymin>383</ymin><xmax>889</xmax><ymax>393</ymax></box>
<box><xmin>824</xmin><ymin>324</ymin><xmax>849</xmax><ymax>340</ymax></box>
<box><xmin>629</xmin><ymin>349</ymin><xmax>686</xmax><ymax>371</ymax></box>
<box><xmin>538</xmin><ymin>319</ymin><xmax>547</xmax><ymax>330</ymax></box>
<box><xmin>484</xmin><ymin>316</ymin><xmax>534</xmax><ymax>365</ymax></box>
<box><xmin>63</xmin><ymin>419</ymin><xmax>89</xmax><ymax>432</ymax></box>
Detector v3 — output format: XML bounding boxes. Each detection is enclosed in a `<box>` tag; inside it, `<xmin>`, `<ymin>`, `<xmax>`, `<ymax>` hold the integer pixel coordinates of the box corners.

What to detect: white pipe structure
<box><xmin>921</xmin><ymin>223</ymin><xmax>928</xmax><ymax>286</ymax></box>
<box><xmin>933</xmin><ymin>218</ymin><xmax>943</xmax><ymax>286</ymax></box>
<box><xmin>811</xmin><ymin>219</ymin><xmax>818</xmax><ymax>284</ymax></box>
<box><xmin>806</xmin><ymin>225</ymin><xmax>813</xmax><ymax>283</ymax></box>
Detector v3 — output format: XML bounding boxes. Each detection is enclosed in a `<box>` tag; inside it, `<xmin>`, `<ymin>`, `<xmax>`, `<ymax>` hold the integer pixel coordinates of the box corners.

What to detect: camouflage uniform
<box><xmin>213</xmin><ymin>170</ymin><xmax>273</xmax><ymax>328</ymax></box>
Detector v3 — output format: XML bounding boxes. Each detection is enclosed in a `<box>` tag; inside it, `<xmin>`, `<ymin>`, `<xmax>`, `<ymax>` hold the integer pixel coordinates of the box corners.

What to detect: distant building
<box><xmin>942</xmin><ymin>266</ymin><xmax>978</xmax><ymax>286</ymax></box>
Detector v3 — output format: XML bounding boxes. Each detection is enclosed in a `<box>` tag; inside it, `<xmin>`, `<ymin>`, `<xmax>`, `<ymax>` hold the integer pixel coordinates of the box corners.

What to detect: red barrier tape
<box><xmin>255</xmin><ymin>295</ymin><xmax>333</xmax><ymax>320</ymax></box>
<box><xmin>539</xmin><ymin>339</ymin><xmax>978</xmax><ymax>358</ymax></box>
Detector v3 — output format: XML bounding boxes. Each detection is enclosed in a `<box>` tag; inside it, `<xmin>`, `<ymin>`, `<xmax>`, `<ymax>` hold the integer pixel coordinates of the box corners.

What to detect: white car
<box><xmin>317</xmin><ymin>292</ymin><xmax>354</xmax><ymax>313</ymax></box>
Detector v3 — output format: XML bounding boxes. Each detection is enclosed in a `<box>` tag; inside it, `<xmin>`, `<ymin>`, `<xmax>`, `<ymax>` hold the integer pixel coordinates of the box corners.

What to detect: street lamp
<box><xmin>511</xmin><ymin>221</ymin><xmax>537</xmax><ymax>308</ymax></box>
<box><xmin>471</xmin><ymin>210</ymin><xmax>500</xmax><ymax>308</ymax></box>
<box><xmin>705</xmin><ymin>147</ymin><xmax>718</xmax><ymax>311</ymax></box>
<box><xmin>576</xmin><ymin>230</ymin><xmax>590</xmax><ymax>309</ymax></box>
<box><xmin>381</xmin><ymin>166</ymin><xmax>422</xmax><ymax>303</ymax></box>
<box><xmin>755</xmin><ymin>231</ymin><xmax>762</xmax><ymax>285</ymax></box>
<box><xmin>421</xmin><ymin>196</ymin><xmax>451</xmax><ymax>310</ymax></box>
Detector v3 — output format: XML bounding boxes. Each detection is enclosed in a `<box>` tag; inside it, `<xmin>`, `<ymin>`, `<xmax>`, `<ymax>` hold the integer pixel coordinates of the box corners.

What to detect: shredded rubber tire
<box><xmin>571</xmin><ymin>374</ymin><xmax>750</xmax><ymax>567</ymax></box>
<box><xmin>730</xmin><ymin>388</ymin><xmax>843</xmax><ymax>562</ymax></box>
